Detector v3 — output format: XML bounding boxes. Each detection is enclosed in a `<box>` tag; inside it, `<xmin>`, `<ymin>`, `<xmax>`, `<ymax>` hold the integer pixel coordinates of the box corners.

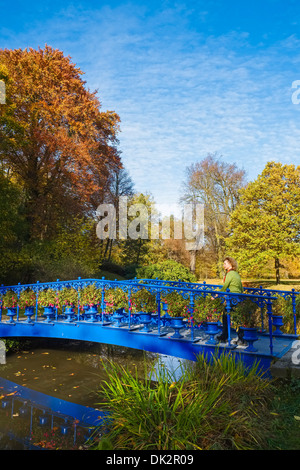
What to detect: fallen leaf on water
<box><xmin>41</xmin><ymin>352</ymin><xmax>49</xmax><ymax>355</ymax></box>
<box><xmin>73</xmin><ymin>386</ymin><xmax>79</xmax><ymax>389</ymax></box>
<box><xmin>69</xmin><ymin>373</ymin><xmax>75</xmax><ymax>376</ymax></box>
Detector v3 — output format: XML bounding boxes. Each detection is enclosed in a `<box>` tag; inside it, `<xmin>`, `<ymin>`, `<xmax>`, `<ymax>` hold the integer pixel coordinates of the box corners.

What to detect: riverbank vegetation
<box><xmin>91</xmin><ymin>353</ymin><xmax>300</xmax><ymax>451</ymax></box>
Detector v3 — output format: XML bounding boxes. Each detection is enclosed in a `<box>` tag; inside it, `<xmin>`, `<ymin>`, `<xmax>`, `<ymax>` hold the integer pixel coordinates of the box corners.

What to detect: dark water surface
<box><xmin>0</xmin><ymin>339</ymin><xmax>161</xmax><ymax>450</ymax></box>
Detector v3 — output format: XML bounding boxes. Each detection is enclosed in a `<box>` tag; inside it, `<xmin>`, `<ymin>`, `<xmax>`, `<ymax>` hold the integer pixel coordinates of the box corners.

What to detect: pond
<box><xmin>0</xmin><ymin>339</ymin><xmax>189</xmax><ymax>450</ymax></box>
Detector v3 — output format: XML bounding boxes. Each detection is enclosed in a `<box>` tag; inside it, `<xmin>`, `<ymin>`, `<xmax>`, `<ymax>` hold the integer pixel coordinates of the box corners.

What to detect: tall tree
<box><xmin>0</xmin><ymin>172</ymin><xmax>27</xmax><ymax>283</ymax></box>
<box><xmin>102</xmin><ymin>167</ymin><xmax>135</xmax><ymax>262</ymax></box>
<box><xmin>181</xmin><ymin>153</ymin><xmax>246</xmax><ymax>275</ymax></box>
<box><xmin>226</xmin><ymin>162</ymin><xmax>300</xmax><ymax>283</ymax></box>
<box><xmin>0</xmin><ymin>45</ymin><xmax>121</xmax><ymax>240</ymax></box>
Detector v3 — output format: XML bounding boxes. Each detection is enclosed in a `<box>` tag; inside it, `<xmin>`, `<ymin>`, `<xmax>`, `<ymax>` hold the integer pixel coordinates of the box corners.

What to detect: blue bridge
<box><xmin>0</xmin><ymin>277</ymin><xmax>299</xmax><ymax>374</ymax></box>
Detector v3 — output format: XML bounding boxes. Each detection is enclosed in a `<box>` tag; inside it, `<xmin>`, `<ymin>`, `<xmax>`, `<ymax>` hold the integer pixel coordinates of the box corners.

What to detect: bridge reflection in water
<box><xmin>0</xmin><ymin>277</ymin><xmax>299</xmax><ymax>374</ymax></box>
<box><xmin>0</xmin><ymin>377</ymin><xmax>105</xmax><ymax>449</ymax></box>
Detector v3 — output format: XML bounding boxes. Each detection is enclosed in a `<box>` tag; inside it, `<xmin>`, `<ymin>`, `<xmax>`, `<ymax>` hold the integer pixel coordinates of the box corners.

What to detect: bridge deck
<box><xmin>0</xmin><ymin>316</ymin><xmax>296</xmax><ymax>375</ymax></box>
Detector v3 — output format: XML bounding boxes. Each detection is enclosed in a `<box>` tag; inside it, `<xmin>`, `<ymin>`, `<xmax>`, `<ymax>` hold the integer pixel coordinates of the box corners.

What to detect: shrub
<box><xmin>80</xmin><ymin>284</ymin><xmax>102</xmax><ymax>307</ymax></box>
<box><xmin>104</xmin><ymin>288</ymin><xmax>128</xmax><ymax>313</ymax></box>
<box><xmin>1</xmin><ymin>290</ymin><xmax>18</xmax><ymax>308</ymax></box>
<box><xmin>136</xmin><ymin>260</ymin><xmax>196</xmax><ymax>283</ymax></box>
<box><xmin>93</xmin><ymin>353</ymin><xmax>272</xmax><ymax>450</ymax></box>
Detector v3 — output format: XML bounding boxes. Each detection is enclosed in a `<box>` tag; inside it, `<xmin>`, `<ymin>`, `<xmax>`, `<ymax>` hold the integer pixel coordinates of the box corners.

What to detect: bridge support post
<box><xmin>0</xmin><ymin>340</ymin><xmax>6</xmax><ymax>364</ymax></box>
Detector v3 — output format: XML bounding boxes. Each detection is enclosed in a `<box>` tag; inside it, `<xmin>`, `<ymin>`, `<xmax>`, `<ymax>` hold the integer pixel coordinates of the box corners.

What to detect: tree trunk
<box><xmin>275</xmin><ymin>257</ymin><xmax>280</xmax><ymax>284</ymax></box>
<box><xmin>190</xmin><ymin>250</ymin><xmax>196</xmax><ymax>273</ymax></box>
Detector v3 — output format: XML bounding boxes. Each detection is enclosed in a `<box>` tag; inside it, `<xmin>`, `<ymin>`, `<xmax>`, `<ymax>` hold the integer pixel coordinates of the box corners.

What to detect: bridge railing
<box><xmin>132</xmin><ymin>278</ymin><xmax>300</xmax><ymax>336</ymax></box>
<box><xmin>0</xmin><ymin>277</ymin><xmax>291</xmax><ymax>355</ymax></box>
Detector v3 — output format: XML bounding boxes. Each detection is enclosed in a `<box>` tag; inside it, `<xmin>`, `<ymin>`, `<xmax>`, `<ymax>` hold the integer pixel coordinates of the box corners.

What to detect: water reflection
<box><xmin>1</xmin><ymin>339</ymin><xmax>187</xmax><ymax>449</ymax></box>
<box><xmin>0</xmin><ymin>378</ymin><xmax>104</xmax><ymax>449</ymax></box>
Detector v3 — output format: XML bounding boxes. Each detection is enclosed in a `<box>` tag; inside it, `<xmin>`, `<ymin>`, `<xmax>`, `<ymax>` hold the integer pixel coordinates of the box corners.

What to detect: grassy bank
<box><xmin>200</xmin><ymin>278</ymin><xmax>300</xmax><ymax>291</ymax></box>
<box><xmin>90</xmin><ymin>353</ymin><xmax>300</xmax><ymax>451</ymax></box>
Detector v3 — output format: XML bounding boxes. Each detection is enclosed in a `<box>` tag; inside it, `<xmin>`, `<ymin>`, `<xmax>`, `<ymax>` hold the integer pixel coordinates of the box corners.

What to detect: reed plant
<box><xmin>93</xmin><ymin>352</ymin><xmax>273</xmax><ymax>450</ymax></box>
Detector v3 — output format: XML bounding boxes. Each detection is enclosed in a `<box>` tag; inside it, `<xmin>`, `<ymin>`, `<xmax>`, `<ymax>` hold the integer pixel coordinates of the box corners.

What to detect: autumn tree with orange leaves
<box><xmin>0</xmin><ymin>45</ymin><xmax>121</xmax><ymax>240</ymax></box>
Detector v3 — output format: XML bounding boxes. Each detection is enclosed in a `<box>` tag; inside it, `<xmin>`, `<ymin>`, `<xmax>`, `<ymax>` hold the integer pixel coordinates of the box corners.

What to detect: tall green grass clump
<box><xmin>93</xmin><ymin>352</ymin><xmax>272</xmax><ymax>450</ymax></box>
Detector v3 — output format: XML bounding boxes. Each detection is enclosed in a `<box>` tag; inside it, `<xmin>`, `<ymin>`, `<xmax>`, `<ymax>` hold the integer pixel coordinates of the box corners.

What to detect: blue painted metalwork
<box><xmin>0</xmin><ymin>377</ymin><xmax>105</xmax><ymax>449</ymax></box>
<box><xmin>0</xmin><ymin>277</ymin><xmax>298</xmax><ymax>373</ymax></box>
<box><xmin>136</xmin><ymin>278</ymin><xmax>300</xmax><ymax>336</ymax></box>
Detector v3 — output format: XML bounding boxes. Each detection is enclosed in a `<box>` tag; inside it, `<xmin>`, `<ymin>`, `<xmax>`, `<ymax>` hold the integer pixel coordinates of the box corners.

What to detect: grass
<box><xmin>200</xmin><ymin>278</ymin><xmax>300</xmax><ymax>290</ymax></box>
<box><xmin>263</xmin><ymin>377</ymin><xmax>300</xmax><ymax>450</ymax></box>
<box><xmin>91</xmin><ymin>352</ymin><xmax>276</xmax><ymax>450</ymax></box>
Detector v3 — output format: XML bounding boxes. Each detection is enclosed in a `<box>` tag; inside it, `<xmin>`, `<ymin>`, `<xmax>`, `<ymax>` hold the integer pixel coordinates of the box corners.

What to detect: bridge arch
<box><xmin>0</xmin><ymin>277</ymin><xmax>298</xmax><ymax>373</ymax></box>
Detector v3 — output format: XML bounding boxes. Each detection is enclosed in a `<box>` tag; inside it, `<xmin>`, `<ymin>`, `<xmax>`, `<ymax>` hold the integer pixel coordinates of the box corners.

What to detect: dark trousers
<box><xmin>219</xmin><ymin>312</ymin><xmax>244</xmax><ymax>341</ymax></box>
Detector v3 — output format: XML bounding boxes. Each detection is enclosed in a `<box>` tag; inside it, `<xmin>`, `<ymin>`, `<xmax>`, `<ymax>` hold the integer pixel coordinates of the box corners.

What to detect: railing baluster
<box><xmin>225</xmin><ymin>291</ymin><xmax>232</xmax><ymax>348</ymax></box>
<box><xmin>189</xmin><ymin>292</ymin><xmax>194</xmax><ymax>341</ymax></box>
<box><xmin>291</xmin><ymin>289</ymin><xmax>297</xmax><ymax>336</ymax></box>
<box><xmin>267</xmin><ymin>292</ymin><xmax>273</xmax><ymax>356</ymax></box>
<box><xmin>156</xmin><ymin>290</ymin><xmax>161</xmax><ymax>335</ymax></box>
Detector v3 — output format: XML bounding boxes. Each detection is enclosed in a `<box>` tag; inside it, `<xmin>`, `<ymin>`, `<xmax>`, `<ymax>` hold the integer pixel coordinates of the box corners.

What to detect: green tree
<box><xmin>0</xmin><ymin>172</ymin><xmax>28</xmax><ymax>283</ymax></box>
<box><xmin>118</xmin><ymin>192</ymin><xmax>159</xmax><ymax>267</ymax></box>
<box><xmin>226</xmin><ymin>162</ymin><xmax>300</xmax><ymax>283</ymax></box>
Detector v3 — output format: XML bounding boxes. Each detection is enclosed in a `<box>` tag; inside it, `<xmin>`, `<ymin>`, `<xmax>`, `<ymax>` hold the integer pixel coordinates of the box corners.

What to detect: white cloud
<box><xmin>2</xmin><ymin>2</ymin><xmax>300</xmax><ymax>211</ymax></box>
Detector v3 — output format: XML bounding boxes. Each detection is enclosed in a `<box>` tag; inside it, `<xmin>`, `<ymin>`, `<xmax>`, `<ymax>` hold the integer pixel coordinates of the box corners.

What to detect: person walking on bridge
<box><xmin>217</xmin><ymin>256</ymin><xmax>243</xmax><ymax>343</ymax></box>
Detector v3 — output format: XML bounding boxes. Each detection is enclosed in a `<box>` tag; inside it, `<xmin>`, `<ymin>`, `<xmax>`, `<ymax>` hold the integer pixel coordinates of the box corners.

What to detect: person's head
<box><xmin>223</xmin><ymin>256</ymin><xmax>238</xmax><ymax>272</ymax></box>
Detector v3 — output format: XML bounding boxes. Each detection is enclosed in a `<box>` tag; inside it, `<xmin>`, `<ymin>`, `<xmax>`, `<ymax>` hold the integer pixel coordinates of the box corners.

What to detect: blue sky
<box><xmin>1</xmin><ymin>0</ymin><xmax>300</xmax><ymax>215</ymax></box>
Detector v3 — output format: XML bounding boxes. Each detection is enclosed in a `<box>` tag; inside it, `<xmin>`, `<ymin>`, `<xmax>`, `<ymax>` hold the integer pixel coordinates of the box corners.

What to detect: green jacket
<box><xmin>220</xmin><ymin>270</ymin><xmax>243</xmax><ymax>294</ymax></box>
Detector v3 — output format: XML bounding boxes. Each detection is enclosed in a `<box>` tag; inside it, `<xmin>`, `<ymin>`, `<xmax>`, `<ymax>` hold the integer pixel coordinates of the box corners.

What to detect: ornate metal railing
<box><xmin>0</xmin><ymin>277</ymin><xmax>293</xmax><ymax>355</ymax></box>
<box><xmin>133</xmin><ymin>278</ymin><xmax>300</xmax><ymax>336</ymax></box>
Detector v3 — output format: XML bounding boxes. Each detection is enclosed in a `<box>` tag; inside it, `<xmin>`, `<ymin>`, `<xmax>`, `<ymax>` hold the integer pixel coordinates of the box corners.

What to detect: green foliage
<box><xmin>161</xmin><ymin>293</ymin><xmax>223</xmax><ymax>321</ymax></box>
<box><xmin>230</xmin><ymin>299</ymin><xmax>259</xmax><ymax>328</ymax></box>
<box><xmin>193</xmin><ymin>295</ymin><xmax>223</xmax><ymax>323</ymax></box>
<box><xmin>104</xmin><ymin>288</ymin><xmax>128</xmax><ymax>313</ymax></box>
<box><xmin>93</xmin><ymin>353</ymin><xmax>272</xmax><ymax>450</ymax></box>
<box><xmin>161</xmin><ymin>292</ymin><xmax>189</xmax><ymax>317</ymax></box>
<box><xmin>79</xmin><ymin>284</ymin><xmax>102</xmax><ymax>307</ymax></box>
<box><xmin>58</xmin><ymin>287</ymin><xmax>78</xmax><ymax>307</ymax></box>
<box><xmin>130</xmin><ymin>288</ymin><xmax>156</xmax><ymax>313</ymax></box>
<box><xmin>1</xmin><ymin>290</ymin><xmax>18</xmax><ymax>308</ymax></box>
<box><xmin>18</xmin><ymin>289</ymin><xmax>36</xmax><ymax>308</ymax></box>
<box><xmin>226</xmin><ymin>162</ymin><xmax>300</xmax><ymax>282</ymax></box>
<box><xmin>264</xmin><ymin>378</ymin><xmax>300</xmax><ymax>450</ymax></box>
<box><xmin>37</xmin><ymin>289</ymin><xmax>58</xmax><ymax>308</ymax></box>
<box><xmin>0</xmin><ymin>173</ymin><xmax>28</xmax><ymax>284</ymax></box>
<box><xmin>137</xmin><ymin>260</ymin><xmax>196</xmax><ymax>282</ymax></box>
